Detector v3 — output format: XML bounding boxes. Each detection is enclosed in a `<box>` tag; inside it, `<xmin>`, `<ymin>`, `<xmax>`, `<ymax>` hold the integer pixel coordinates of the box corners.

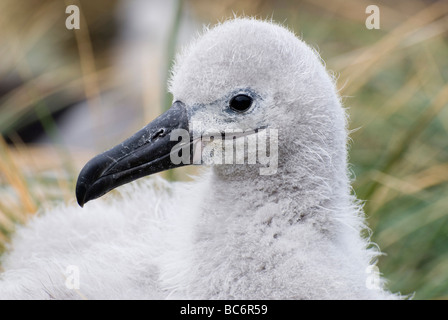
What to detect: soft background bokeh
<box><xmin>0</xmin><ymin>0</ymin><xmax>447</xmax><ymax>299</ymax></box>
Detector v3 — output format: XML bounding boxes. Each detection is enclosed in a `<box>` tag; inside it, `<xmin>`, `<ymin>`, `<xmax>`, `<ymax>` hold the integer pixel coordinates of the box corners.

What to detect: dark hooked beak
<box><xmin>76</xmin><ymin>101</ymin><xmax>191</xmax><ymax>207</ymax></box>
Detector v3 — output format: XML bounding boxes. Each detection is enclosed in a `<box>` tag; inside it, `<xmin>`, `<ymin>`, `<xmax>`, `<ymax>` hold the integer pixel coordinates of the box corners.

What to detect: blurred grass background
<box><xmin>0</xmin><ymin>0</ymin><xmax>447</xmax><ymax>299</ymax></box>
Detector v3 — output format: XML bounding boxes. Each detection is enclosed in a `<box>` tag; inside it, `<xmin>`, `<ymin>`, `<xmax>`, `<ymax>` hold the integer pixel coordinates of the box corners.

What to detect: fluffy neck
<box><xmin>180</xmin><ymin>152</ymin><xmax>379</xmax><ymax>299</ymax></box>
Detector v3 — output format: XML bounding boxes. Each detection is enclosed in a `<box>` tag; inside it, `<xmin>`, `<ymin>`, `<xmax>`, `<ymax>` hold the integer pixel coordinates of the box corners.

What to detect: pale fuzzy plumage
<box><xmin>0</xmin><ymin>18</ymin><xmax>399</xmax><ymax>299</ymax></box>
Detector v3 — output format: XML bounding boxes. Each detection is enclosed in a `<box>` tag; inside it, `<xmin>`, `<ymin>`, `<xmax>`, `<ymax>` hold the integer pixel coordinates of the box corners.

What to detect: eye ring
<box><xmin>229</xmin><ymin>94</ymin><xmax>253</xmax><ymax>113</ymax></box>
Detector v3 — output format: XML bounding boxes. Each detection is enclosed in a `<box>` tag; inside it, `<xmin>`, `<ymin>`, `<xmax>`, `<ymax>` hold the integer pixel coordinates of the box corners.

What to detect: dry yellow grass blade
<box><xmin>367</xmin><ymin>161</ymin><xmax>448</xmax><ymax>213</ymax></box>
<box><xmin>405</xmin><ymin>163</ymin><xmax>448</xmax><ymax>193</ymax></box>
<box><xmin>0</xmin><ymin>209</ymin><xmax>15</xmax><ymax>234</ymax></box>
<box><xmin>10</xmin><ymin>135</ymin><xmax>75</xmax><ymax>204</ymax></box>
<box><xmin>371</xmin><ymin>170</ymin><xmax>421</xmax><ymax>194</ymax></box>
<box><xmin>364</xmin><ymin>79</ymin><xmax>448</xmax><ymax>210</ymax></box>
<box><xmin>0</xmin><ymin>136</ymin><xmax>37</xmax><ymax>216</ymax></box>
<box><xmin>378</xmin><ymin>198</ymin><xmax>448</xmax><ymax>249</ymax></box>
<box><xmin>0</xmin><ymin>66</ymin><xmax>77</xmax><ymax>118</ymax></box>
<box><xmin>421</xmin><ymin>43</ymin><xmax>446</xmax><ymax>87</ymax></box>
<box><xmin>338</xmin><ymin>1</ymin><xmax>448</xmax><ymax>95</ymax></box>
<box><xmin>67</xmin><ymin>0</ymin><xmax>103</xmax><ymax>141</ymax></box>
<box><xmin>351</xmin><ymin>42</ymin><xmax>442</xmax><ymax>143</ymax></box>
<box><xmin>0</xmin><ymin>66</ymin><xmax>117</xmax><ymax>134</ymax></box>
<box><xmin>0</xmin><ymin>228</ymin><xmax>10</xmax><ymax>257</ymax></box>
<box><xmin>352</xmin><ymin>66</ymin><xmax>425</xmax><ymax>139</ymax></box>
<box><xmin>397</xmin><ymin>139</ymin><xmax>445</xmax><ymax>179</ymax></box>
<box><xmin>0</xmin><ymin>230</ymin><xmax>9</xmax><ymax>243</ymax></box>
<box><xmin>0</xmin><ymin>1</ymin><xmax>61</xmax><ymax>75</ymax></box>
<box><xmin>368</xmin><ymin>171</ymin><xmax>420</xmax><ymax>213</ymax></box>
<box><xmin>415</xmin><ymin>79</ymin><xmax>448</xmax><ymax>132</ymax></box>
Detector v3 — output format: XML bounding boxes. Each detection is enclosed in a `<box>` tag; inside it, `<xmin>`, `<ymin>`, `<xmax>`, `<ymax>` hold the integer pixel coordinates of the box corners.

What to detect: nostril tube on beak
<box><xmin>153</xmin><ymin>128</ymin><xmax>166</xmax><ymax>140</ymax></box>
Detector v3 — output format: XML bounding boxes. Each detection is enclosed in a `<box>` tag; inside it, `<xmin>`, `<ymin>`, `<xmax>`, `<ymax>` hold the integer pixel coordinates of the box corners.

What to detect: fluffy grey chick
<box><xmin>0</xmin><ymin>18</ymin><xmax>399</xmax><ymax>300</ymax></box>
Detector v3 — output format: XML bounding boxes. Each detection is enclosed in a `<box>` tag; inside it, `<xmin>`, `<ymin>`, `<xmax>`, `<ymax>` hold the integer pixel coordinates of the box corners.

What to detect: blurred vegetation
<box><xmin>0</xmin><ymin>0</ymin><xmax>447</xmax><ymax>299</ymax></box>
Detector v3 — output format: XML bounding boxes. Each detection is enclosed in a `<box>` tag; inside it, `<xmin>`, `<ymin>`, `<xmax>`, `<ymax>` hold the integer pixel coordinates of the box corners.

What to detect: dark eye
<box><xmin>229</xmin><ymin>94</ymin><xmax>253</xmax><ymax>112</ymax></box>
